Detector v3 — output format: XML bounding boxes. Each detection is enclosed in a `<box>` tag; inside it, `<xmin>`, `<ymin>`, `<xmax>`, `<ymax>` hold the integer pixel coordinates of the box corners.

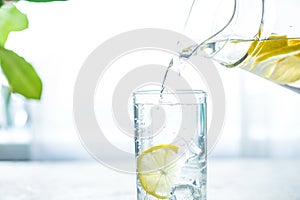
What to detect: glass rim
<box><xmin>133</xmin><ymin>89</ymin><xmax>207</xmax><ymax>96</ymax></box>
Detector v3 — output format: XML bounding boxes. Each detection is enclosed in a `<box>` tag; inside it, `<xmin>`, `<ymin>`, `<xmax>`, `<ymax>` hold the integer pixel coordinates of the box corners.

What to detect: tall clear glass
<box><xmin>133</xmin><ymin>90</ymin><xmax>207</xmax><ymax>200</ymax></box>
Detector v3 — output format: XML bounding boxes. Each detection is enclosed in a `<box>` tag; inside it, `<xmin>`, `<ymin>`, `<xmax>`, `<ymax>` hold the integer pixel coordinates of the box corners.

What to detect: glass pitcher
<box><xmin>182</xmin><ymin>0</ymin><xmax>300</xmax><ymax>93</ymax></box>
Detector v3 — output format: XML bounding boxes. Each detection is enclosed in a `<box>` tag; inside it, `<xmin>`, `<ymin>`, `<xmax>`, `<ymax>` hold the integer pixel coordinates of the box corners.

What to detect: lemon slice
<box><xmin>137</xmin><ymin>144</ymin><xmax>180</xmax><ymax>199</ymax></box>
<box><xmin>254</xmin><ymin>42</ymin><xmax>300</xmax><ymax>65</ymax></box>
<box><xmin>288</xmin><ymin>39</ymin><xmax>300</xmax><ymax>46</ymax></box>
<box><xmin>248</xmin><ymin>35</ymin><xmax>288</xmax><ymax>58</ymax></box>
<box><xmin>244</xmin><ymin>35</ymin><xmax>300</xmax><ymax>84</ymax></box>
<box><xmin>269</xmin><ymin>53</ymin><xmax>300</xmax><ymax>84</ymax></box>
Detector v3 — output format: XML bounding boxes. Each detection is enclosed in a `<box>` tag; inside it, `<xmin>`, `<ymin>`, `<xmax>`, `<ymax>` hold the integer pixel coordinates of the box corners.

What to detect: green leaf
<box><xmin>0</xmin><ymin>4</ymin><xmax>28</xmax><ymax>47</ymax></box>
<box><xmin>25</xmin><ymin>0</ymin><xmax>67</xmax><ymax>2</ymax></box>
<box><xmin>0</xmin><ymin>47</ymin><xmax>42</xmax><ymax>99</ymax></box>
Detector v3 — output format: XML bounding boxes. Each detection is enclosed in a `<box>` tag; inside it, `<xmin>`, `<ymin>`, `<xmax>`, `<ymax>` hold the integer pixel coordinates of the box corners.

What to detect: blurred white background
<box><xmin>2</xmin><ymin>0</ymin><xmax>300</xmax><ymax>160</ymax></box>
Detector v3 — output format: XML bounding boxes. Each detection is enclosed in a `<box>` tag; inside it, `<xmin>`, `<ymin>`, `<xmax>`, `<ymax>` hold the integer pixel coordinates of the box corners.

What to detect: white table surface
<box><xmin>0</xmin><ymin>159</ymin><xmax>300</xmax><ymax>200</ymax></box>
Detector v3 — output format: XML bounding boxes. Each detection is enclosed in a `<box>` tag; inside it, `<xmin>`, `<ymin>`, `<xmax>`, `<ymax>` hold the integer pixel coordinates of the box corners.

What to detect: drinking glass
<box><xmin>133</xmin><ymin>90</ymin><xmax>207</xmax><ymax>200</ymax></box>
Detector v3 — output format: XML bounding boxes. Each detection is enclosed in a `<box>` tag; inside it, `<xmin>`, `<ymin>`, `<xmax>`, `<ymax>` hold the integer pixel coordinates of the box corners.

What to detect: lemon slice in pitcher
<box><xmin>248</xmin><ymin>35</ymin><xmax>288</xmax><ymax>58</ymax></box>
<box><xmin>245</xmin><ymin>35</ymin><xmax>300</xmax><ymax>84</ymax></box>
<box><xmin>269</xmin><ymin>53</ymin><xmax>300</xmax><ymax>84</ymax></box>
<box><xmin>137</xmin><ymin>144</ymin><xmax>180</xmax><ymax>199</ymax></box>
<box><xmin>254</xmin><ymin>42</ymin><xmax>300</xmax><ymax>65</ymax></box>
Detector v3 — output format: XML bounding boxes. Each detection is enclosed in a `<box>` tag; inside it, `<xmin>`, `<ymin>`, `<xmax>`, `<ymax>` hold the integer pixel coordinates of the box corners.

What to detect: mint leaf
<box><xmin>0</xmin><ymin>47</ymin><xmax>42</xmax><ymax>99</ymax></box>
<box><xmin>0</xmin><ymin>4</ymin><xmax>28</xmax><ymax>47</ymax></box>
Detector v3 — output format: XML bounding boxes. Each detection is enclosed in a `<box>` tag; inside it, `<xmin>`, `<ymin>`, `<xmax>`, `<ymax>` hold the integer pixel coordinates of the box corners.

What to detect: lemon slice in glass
<box><xmin>137</xmin><ymin>144</ymin><xmax>180</xmax><ymax>199</ymax></box>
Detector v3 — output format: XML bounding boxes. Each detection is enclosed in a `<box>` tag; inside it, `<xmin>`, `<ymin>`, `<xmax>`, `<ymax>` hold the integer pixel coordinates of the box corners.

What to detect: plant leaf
<box><xmin>0</xmin><ymin>4</ymin><xmax>28</xmax><ymax>47</ymax></box>
<box><xmin>25</xmin><ymin>0</ymin><xmax>68</xmax><ymax>2</ymax></box>
<box><xmin>0</xmin><ymin>47</ymin><xmax>42</xmax><ymax>99</ymax></box>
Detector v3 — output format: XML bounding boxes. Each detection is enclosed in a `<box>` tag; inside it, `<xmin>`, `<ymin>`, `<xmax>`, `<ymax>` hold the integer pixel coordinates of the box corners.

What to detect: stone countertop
<box><xmin>0</xmin><ymin>159</ymin><xmax>300</xmax><ymax>200</ymax></box>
